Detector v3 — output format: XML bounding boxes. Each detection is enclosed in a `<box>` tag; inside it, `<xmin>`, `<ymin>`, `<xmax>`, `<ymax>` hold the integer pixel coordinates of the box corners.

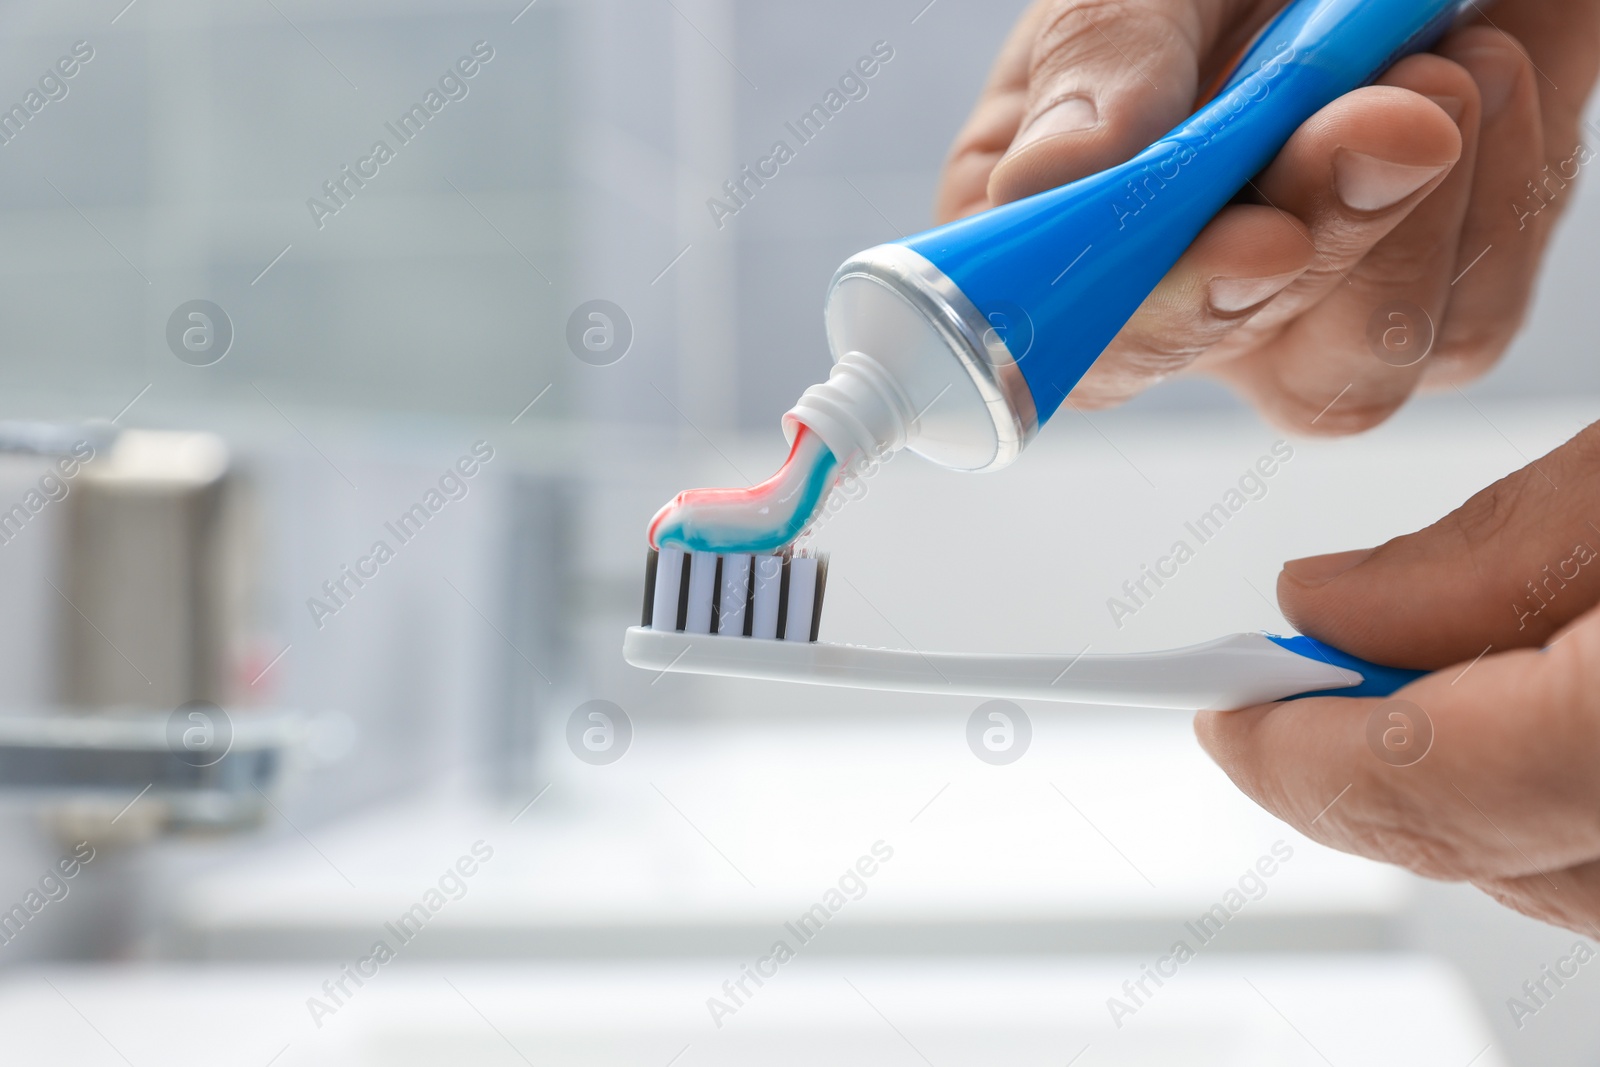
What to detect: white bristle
<box><xmin>684</xmin><ymin>550</ymin><xmax>717</xmax><ymax>633</ymax></box>
<box><xmin>717</xmin><ymin>554</ymin><xmax>752</xmax><ymax>635</ymax></box>
<box><xmin>750</xmin><ymin>555</ymin><xmax>782</xmax><ymax>639</ymax></box>
<box><xmin>651</xmin><ymin>546</ymin><xmax>685</xmax><ymax>631</ymax></box>
<box><xmin>784</xmin><ymin>556</ymin><xmax>818</xmax><ymax>642</ymax></box>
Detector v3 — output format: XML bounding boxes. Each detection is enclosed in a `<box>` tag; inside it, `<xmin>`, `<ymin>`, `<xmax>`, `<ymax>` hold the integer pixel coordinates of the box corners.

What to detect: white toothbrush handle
<box><xmin>623</xmin><ymin>628</ymin><xmax>1369</xmax><ymax>711</ymax></box>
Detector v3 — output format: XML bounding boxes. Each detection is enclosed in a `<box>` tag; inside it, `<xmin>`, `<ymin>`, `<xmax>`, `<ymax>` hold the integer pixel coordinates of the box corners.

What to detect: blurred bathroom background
<box><xmin>0</xmin><ymin>0</ymin><xmax>1592</xmax><ymax>1063</ymax></box>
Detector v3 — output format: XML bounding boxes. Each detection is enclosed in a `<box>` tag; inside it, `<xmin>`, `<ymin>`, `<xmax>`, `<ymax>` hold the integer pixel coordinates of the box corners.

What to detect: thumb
<box><xmin>1278</xmin><ymin>423</ymin><xmax>1600</xmax><ymax>670</ymax></box>
<box><xmin>987</xmin><ymin>0</ymin><xmax>1242</xmax><ymax>205</ymax></box>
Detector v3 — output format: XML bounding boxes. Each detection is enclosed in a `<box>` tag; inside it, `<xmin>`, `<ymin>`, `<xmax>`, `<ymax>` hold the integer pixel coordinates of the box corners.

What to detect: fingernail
<box><xmin>1014</xmin><ymin>94</ymin><xmax>1098</xmax><ymax>148</ymax></box>
<box><xmin>1208</xmin><ymin>269</ymin><xmax>1304</xmax><ymax>314</ymax></box>
<box><xmin>1458</xmin><ymin>47</ymin><xmax>1521</xmax><ymax>118</ymax></box>
<box><xmin>1334</xmin><ymin>151</ymin><xmax>1448</xmax><ymax>212</ymax></box>
<box><xmin>1425</xmin><ymin>94</ymin><xmax>1464</xmax><ymax>123</ymax></box>
<box><xmin>1282</xmin><ymin>547</ymin><xmax>1374</xmax><ymax>587</ymax></box>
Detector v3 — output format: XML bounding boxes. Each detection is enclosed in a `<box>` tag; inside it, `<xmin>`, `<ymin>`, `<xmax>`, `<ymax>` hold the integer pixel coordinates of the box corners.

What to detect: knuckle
<box><xmin>1337</xmin><ymin>765</ymin><xmax>1552</xmax><ymax>883</ymax></box>
<box><xmin>1474</xmin><ymin>875</ymin><xmax>1586</xmax><ymax>934</ymax></box>
<box><xmin>1356</xmin><ymin>254</ymin><xmax>1444</xmax><ymax>294</ymax></box>
<box><xmin>1442</xmin><ymin>25</ymin><xmax>1532</xmax><ymax>70</ymax></box>
<box><xmin>1274</xmin><ymin>384</ymin><xmax>1406</xmax><ymax>437</ymax></box>
<box><xmin>1423</xmin><ymin>348</ymin><xmax>1497</xmax><ymax>388</ymax></box>
<box><xmin>1431</xmin><ymin>320</ymin><xmax>1520</xmax><ymax>381</ymax></box>
<box><xmin>1333</xmin><ymin>820</ymin><xmax>1474</xmax><ymax>880</ymax></box>
<box><xmin>1541</xmin><ymin>647</ymin><xmax>1600</xmax><ymax>796</ymax></box>
<box><xmin>1031</xmin><ymin>0</ymin><xmax>1195</xmax><ymax>86</ymax></box>
<box><xmin>1383</xmin><ymin>51</ymin><xmax>1480</xmax><ymax>100</ymax></box>
<box><xmin>1107</xmin><ymin>349</ymin><xmax>1194</xmax><ymax>387</ymax></box>
<box><xmin>1113</xmin><ymin>326</ymin><xmax>1209</xmax><ymax>378</ymax></box>
<box><xmin>1311</xmin><ymin>769</ymin><xmax>1480</xmax><ymax>880</ymax></box>
<box><xmin>949</xmin><ymin>89</ymin><xmax>1028</xmax><ymax>158</ymax></box>
<box><xmin>1062</xmin><ymin>385</ymin><xmax>1129</xmax><ymax>411</ymax></box>
<box><xmin>1069</xmin><ymin>342</ymin><xmax>1193</xmax><ymax>405</ymax></box>
<box><xmin>1112</xmin><ymin>334</ymin><xmax>1245</xmax><ymax>394</ymax></box>
<box><xmin>1445</xmin><ymin>475</ymin><xmax>1524</xmax><ymax>547</ymax></box>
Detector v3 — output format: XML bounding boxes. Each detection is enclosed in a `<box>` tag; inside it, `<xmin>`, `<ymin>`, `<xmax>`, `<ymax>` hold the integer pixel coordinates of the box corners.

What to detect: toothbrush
<box><xmin>626</xmin><ymin>548</ymin><xmax>1422</xmax><ymax>710</ymax></box>
<box><xmin>627</xmin><ymin>0</ymin><xmax>1457</xmax><ymax>708</ymax></box>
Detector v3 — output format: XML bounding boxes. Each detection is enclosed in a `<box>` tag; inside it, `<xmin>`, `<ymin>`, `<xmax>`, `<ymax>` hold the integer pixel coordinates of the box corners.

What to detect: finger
<box><xmin>1474</xmin><ymin>0</ymin><xmax>1600</xmax><ymax>159</ymax></box>
<box><xmin>1477</xmin><ymin>856</ymin><xmax>1600</xmax><ymax>937</ymax></box>
<box><xmin>935</xmin><ymin>0</ymin><xmax>1051</xmax><ymax>222</ymax></box>
<box><xmin>1276</xmin><ymin>421</ymin><xmax>1600</xmax><ymax>668</ymax></box>
<box><xmin>1196</xmin><ymin>606</ymin><xmax>1600</xmax><ymax>885</ymax></box>
<box><xmin>1426</xmin><ymin>28</ymin><xmax>1547</xmax><ymax>386</ymax></box>
<box><xmin>1266</xmin><ymin>55</ymin><xmax>1480</xmax><ymax>425</ymax></box>
<box><xmin>1208</xmin><ymin>59</ymin><xmax>1467</xmax><ymax>432</ymax></box>
<box><xmin>1067</xmin><ymin>205</ymin><xmax>1312</xmax><ymax>407</ymax></box>
<box><xmin>986</xmin><ymin>0</ymin><xmax>1221</xmax><ymax>206</ymax></box>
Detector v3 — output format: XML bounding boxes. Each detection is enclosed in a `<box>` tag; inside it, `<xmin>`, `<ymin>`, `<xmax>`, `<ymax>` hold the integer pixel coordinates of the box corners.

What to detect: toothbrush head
<box><xmin>643</xmin><ymin>546</ymin><xmax>828</xmax><ymax>642</ymax></box>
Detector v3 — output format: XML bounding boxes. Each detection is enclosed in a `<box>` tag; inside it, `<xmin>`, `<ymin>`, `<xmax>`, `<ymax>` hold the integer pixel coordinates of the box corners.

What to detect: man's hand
<box><xmin>937</xmin><ymin>0</ymin><xmax>1600</xmax><ymax>431</ymax></box>
<box><xmin>1196</xmin><ymin>423</ymin><xmax>1600</xmax><ymax>934</ymax></box>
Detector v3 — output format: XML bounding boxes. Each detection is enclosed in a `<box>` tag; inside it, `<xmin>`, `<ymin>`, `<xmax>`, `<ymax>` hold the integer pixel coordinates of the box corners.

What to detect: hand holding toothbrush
<box><xmin>940</xmin><ymin>0</ymin><xmax>1600</xmax><ymax>430</ymax></box>
<box><xmin>1198</xmin><ymin>421</ymin><xmax>1600</xmax><ymax>934</ymax></box>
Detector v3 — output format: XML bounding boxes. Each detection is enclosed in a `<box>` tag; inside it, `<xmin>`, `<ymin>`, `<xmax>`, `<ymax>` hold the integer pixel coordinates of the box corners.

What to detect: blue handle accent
<box><xmin>1266</xmin><ymin>634</ymin><xmax>1427</xmax><ymax>699</ymax></box>
<box><xmin>898</xmin><ymin>0</ymin><xmax>1469</xmax><ymax>428</ymax></box>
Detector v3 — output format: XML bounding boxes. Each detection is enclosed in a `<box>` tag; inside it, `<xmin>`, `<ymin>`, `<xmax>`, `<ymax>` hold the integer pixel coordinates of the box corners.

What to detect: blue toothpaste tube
<box><xmin>786</xmin><ymin>0</ymin><xmax>1470</xmax><ymax>473</ymax></box>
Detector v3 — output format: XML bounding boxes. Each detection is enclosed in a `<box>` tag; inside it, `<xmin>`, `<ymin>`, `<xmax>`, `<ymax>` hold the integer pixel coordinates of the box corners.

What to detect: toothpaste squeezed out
<box><xmin>648</xmin><ymin>426</ymin><xmax>839</xmax><ymax>554</ymax></box>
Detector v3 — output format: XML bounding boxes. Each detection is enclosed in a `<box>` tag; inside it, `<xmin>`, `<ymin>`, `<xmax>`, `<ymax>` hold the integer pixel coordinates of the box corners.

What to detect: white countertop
<box><xmin>0</xmin><ymin>956</ymin><xmax>1501</xmax><ymax>1067</ymax></box>
<box><xmin>174</xmin><ymin>712</ymin><xmax>1407</xmax><ymax>957</ymax></box>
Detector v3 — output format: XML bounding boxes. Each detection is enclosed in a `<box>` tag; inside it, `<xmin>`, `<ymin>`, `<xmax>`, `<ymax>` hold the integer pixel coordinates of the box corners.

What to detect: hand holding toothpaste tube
<box><xmin>939</xmin><ymin>0</ymin><xmax>1600</xmax><ymax>430</ymax></box>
